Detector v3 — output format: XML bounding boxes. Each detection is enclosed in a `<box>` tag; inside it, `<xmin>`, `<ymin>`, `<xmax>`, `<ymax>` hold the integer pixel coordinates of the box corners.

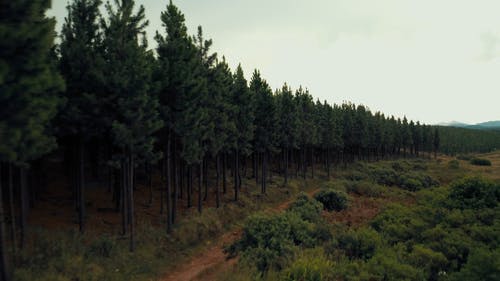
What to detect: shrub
<box><xmin>470</xmin><ymin>158</ymin><xmax>492</xmax><ymax>166</ymax></box>
<box><xmin>337</xmin><ymin>227</ymin><xmax>382</xmax><ymax>260</ymax></box>
<box><xmin>282</xmin><ymin>249</ymin><xmax>334</xmax><ymax>281</ymax></box>
<box><xmin>343</xmin><ymin>180</ymin><xmax>384</xmax><ymax>197</ymax></box>
<box><xmin>288</xmin><ymin>193</ymin><xmax>323</xmax><ymax>222</ymax></box>
<box><xmin>448</xmin><ymin>177</ymin><xmax>499</xmax><ymax>209</ymax></box>
<box><xmin>448</xmin><ymin>160</ymin><xmax>460</xmax><ymax>169</ymax></box>
<box><xmin>314</xmin><ymin>189</ymin><xmax>348</xmax><ymax>211</ymax></box>
<box><xmin>230</xmin><ymin>213</ymin><xmax>294</xmax><ymax>271</ymax></box>
<box><xmin>449</xmin><ymin>247</ymin><xmax>500</xmax><ymax>281</ymax></box>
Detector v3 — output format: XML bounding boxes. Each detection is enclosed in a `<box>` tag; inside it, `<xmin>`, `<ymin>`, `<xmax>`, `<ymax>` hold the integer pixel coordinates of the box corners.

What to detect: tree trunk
<box><xmin>19</xmin><ymin>167</ymin><xmax>27</xmax><ymax>250</ymax></box>
<box><xmin>234</xmin><ymin>150</ymin><xmax>239</xmax><ymax>201</ymax></box>
<box><xmin>128</xmin><ymin>150</ymin><xmax>135</xmax><ymax>252</ymax></box>
<box><xmin>8</xmin><ymin>164</ymin><xmax>16</xmax><ymax>254</ymax></box>
<box><xmin>311</xmin><ymin>147</ymin><xmax>314</xmax><ymax>179</ymax></box>
<box><xmin>121</xmin><ymin>161</ymin><xmax>128</xmax><ymax>236</ymax></box>
<box><xmin>147</xmin><ymin>164</ymin><xmax>152</xmax><ymax>206</ymax></box>
<box><xmin>78</xmin><ymin>139</ymin><xmax>85</xmax><ymax>233</ymax></box>
<box><xmin>187</xmin><ymin>166</ymin><xmax>192</xmax><ymax>208</ymax></box>
<box><xmin>216</xmin><ymin>154</ymin><xmax>221</xmax><ymax>208</ymax></box>
<box><xmin>326</xmin><ymin>148</ymin><xmax>330</xmax><ymax>179</ymax></box>
<box><xmin>222</xmin><ymin>153</ymin><xmax>227</xmax><ymax>194</ymax></box>
<box><xmin>166</xmin><ymin>136</ymin><xmax>172</xmax><ymax>232</ymax></box>
<box><xmin>172</xmin><ymin>151</ymin><xmax>178</xmax><ymax>223</ymax></box>
<box><xmin>203</xmin><ymin>158</ymin><xmax>208</xmax><ymax>201</ymax></box>
<box><xmin>0</xmin><ymin>166</ymin><xmax>11</xmax><ymax>281</ymax></box>
<box><xmin>261</xmin><ymin>151</ymin><xmax>267</xmax><ymax>194</ymax></box>
<box><xmin>198</xmin><ymin>161</ymin><xmax>203</xmax><ymax>213</ymax></box>
<box><xmin>284</xmin><ymin>148</ymin><xmax>288</xmax><ymax>185</ymax></box>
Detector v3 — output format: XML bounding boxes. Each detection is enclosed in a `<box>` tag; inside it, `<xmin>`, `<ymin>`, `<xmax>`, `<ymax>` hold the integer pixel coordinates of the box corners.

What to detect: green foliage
<box><xmin>449</xmin><ymin>248</ymin><xmax>500</xmax><ymax>281</ymax></box>
<box><xmin>470</xmin><ymin>157</ymin><xmax>492</xmax><ymax>166</ymax></box>
<box><xmin>282</xmin><ymin>249</ymin><xmax>334</xmax><ymax>281</ymax></box>
<box><xmin>337</xmin><ymin>227</ymin><xmax>382</xmax><ymax>260</ymax></box>
<box><xmin>0</xmin><ymin>0</ymin><xmax>64</xmax><ymax>163</ymax></box>
<box><xmin>448</xmin><ymin>176</ymin><xmax>499</xmax><ymax>209</ymax></box>
<box><xmin>448</xmin><ymin>159</ymin><xmax>460</xmax><ymax>169</ymax></box>
<box><xmin>342</xmin><ymin>180</ymin><xmax>384</xmax><ymax>197</ymax></box>
<box><xmin>287</xmin><ymin>192</ymin><xmax>323</xmax><ymax>222</ymax></box>
<box><xmin>314</xmin><ymin>189</ymin><xmax>349</xmax><ymax>211</ymax></box>
<box><xmin>230</xmin><ymin>194</ymin><xmax>330</xmax><ymax>273</ymax></box>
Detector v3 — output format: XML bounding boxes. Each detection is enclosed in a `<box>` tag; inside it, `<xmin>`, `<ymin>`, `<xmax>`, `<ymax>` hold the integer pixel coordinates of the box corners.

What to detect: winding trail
<box><xmin>159</xmin><ymin>188</ymin><xmax>320</xmax><ymax>281</ymax></box>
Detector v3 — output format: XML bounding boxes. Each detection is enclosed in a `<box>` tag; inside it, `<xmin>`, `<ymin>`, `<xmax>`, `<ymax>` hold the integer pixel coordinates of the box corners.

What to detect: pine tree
<box><xmin>102</xmin><ymin>0</ymin><xmax>162</xmax><ymax>251</ymax></box>
<box><xmin>207</xmin><ymin>58</ymin><xmax>235</xmax><ymax>206</ymax></box>
<box><xmin>433</xmin><ymin>128</ymin><xmax>440</xmax><ymax>158</ymax></box>
<box><xmin>59</xmin><ymin>0</ymin><xmax>104</xmax><ymax>234</ymax></box>
<box><xmin>250</xmin><ymin>70</ymin><xmax>277</xmax><ymax>193</ymax></box>
<box><xmin>0</xmin><ymin>0</ymin><xmax>64</xmax><ymax>278</ymax></box>
<box><xmin>230</xmin><ymin>64</ymin><xmax>254</xmax><ymax>200</ymax></box>
<box><xmin>276</xmin><ymin>84</ymin><xmax>299</xmax><ymax>184</ymax></box>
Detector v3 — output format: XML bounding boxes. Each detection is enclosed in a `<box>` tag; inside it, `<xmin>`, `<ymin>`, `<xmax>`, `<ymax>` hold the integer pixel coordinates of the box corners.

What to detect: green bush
<box><xmin>282</xmin><ymin>250</ymin><xmax>334</xmax><ymax>281</ymax></box>
<box><xmin>288</xmin><ymin>193</ymin><xmax>323</xmax><ymax>222</ymax></box>
<box><xmin>337</xmin><ymin>227</ymin><xmax>382</xmax><ymax>260</ymax></box>
<box><xmin>448</xmin><ymin>159</ymin><xmax>460</xmax><ymax>169</ymax></box>
<box><xmin>343</xmin><ymin>180</ymin><xmax>384</xmax><ymax>197</ymax></box>
<box><xmin>230</xmin><ymin>213</ymin><xmax>294</xmax><ymax>271</ymax></box>
<box><xmin>470</xmin><ymin>158</ymin><xmax>492</xmax><ymax>166</ymax></box>
<box><xmin>449</xmin><ymin>247</ymin><xmax>500</xmax><ymax>281</ymax></box>
<box><xmin>448</xmin><ymin>177</ymin><xmax>499</xmax><ymax>209</ymax></box>
<box><xmin>314</xmin><ymin>189</ymin><xmax>348</xmax><ymax>211</ymax></box>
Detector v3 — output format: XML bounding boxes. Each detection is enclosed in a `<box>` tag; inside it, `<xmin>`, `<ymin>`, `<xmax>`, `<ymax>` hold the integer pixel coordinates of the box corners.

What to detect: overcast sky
<box><xmin>48</xmin><ymin>0</ymin><xmax>500</xmax><ymax>124</ymax></box>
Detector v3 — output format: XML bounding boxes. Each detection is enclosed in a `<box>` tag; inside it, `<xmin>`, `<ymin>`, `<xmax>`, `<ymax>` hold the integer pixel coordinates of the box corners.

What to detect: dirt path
<box><xmin>159</xmin><ymin>188</ymin><xmax>320</xmax><ymax>281</ymax></box>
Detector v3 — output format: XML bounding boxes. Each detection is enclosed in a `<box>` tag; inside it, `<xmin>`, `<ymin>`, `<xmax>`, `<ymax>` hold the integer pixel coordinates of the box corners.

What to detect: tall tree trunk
<box><xmin>284</xmin><ymin>148</ymin><xmax>288</xmax><ymax>185</ymax></box>
<box><xmin>198</xmin><ymin>161</ymin><xmax>203</xmax><ymax>213</ymax></box>
<box><xmin>19</xmin><ymin>167</ymin><xmax>27</xmax><ymax>250</ymax></box>
<box><xmin>172</xmin><ymin>151</ymin><xmax>178</xmax><ymax>223</ymax></box>
<box><xmin>78</xmin><ymin>139</ymin><xmax>85</xmax><ymax>233</ymax></box>
<box><xmin>128</xmin><ymin>150</ymin><xmax>135</xmax><ymax>252</ymax></box>
<box><xmin>203</xmin><ymin>158</ymin><xmax>208</xmax><ymax>201</ymax></box>
<box><xmin>8</xmin><ymin>164</ymin><xmax>16</xmax><ymax>254</ymax></box>
<box><xmin>326</xmin><ymin>148</ymin><xmax>330</xmax><ymax>179</ymax></box>
<box><xmin>261</xmin><ymin>151</ymin><xmax>267</xmax><ymax>194</ymax></box>
<box><xmin>255</xmin><ymin>153</ymin><xmax>259</xmax><ymax>185</ymax></box>
<box><xmin>121</xmin><ymin>161</ymin><xmax>128</xmax><ymax>236</ymax></box>
<box><xmin>222</xmin><ymin>153</ymin><xmax>227</xmax><ymax>194</ymax></box>
<box><xmin>311</xmin><ymin>147</ymin><xmax>314</xmax><ymax>179</ymax></box>
<box><xmin>216</xmin><ymin>154</ymin><xmax>221</xmax><ymax>208</ymax></box>
<box><xmin>187</xmin><ymin>166</ymin><xmax>192</xmax><ymax>208</ymax></box>
<box><xmin>234</xmin><ymin>150</ymin><xmax>239</xmax><ymax>201</ymax></box>
<box><xmin>166</xmin><ymin>136</ymin><xmax>172</xmax><ymax>232</ymax></box>
<box><xmin>146</xmin><ymin>164</ymin><xmax>152</xmax><ymax>206</ymax></box>
<box><xmin>0</xmin><ymin>166</ymin><xmax>11</xmax><ymax>281</ymax></box>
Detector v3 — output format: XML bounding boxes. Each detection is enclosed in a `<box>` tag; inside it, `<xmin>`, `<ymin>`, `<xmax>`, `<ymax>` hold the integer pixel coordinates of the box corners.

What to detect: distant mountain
<box><xmin>437</xmin><ymin>121</ymin><xmax>470</xmax><ymax>127</ymax></box>
<box><xmin>475</xmin><ymin>120</ymin><xmax>500</xmax><ymax>128</ymax></box>
<box><xmin>437</xmin><ymin>120</ymin><xmax>500</xmax><ymax>130</ymax></box>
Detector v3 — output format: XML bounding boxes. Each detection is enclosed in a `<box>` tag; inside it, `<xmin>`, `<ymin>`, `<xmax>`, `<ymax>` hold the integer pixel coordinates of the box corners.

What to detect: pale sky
<box><xmin>48</xmin><ymin>0</ymin><xmax>500</xmax><ymax>124</ymax></box>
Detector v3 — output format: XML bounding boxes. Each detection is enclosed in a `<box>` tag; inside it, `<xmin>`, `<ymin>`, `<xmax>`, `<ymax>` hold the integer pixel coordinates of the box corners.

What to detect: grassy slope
<box><xmin>214</xmin><ymin>151</ymin><xmax>500</xmax><ymax>281</ymax></box>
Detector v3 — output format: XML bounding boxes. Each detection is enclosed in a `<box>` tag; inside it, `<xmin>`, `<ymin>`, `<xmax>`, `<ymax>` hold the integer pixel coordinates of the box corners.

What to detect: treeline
<box><xmin>438</xmin><ymin>126</ymin><xmax>500</xmax><ymax>155</ymax></box>
<box><xmin>0</xmin><ymin>0</ymin><xmax>499</xmax><ymax>280</ymax></box>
